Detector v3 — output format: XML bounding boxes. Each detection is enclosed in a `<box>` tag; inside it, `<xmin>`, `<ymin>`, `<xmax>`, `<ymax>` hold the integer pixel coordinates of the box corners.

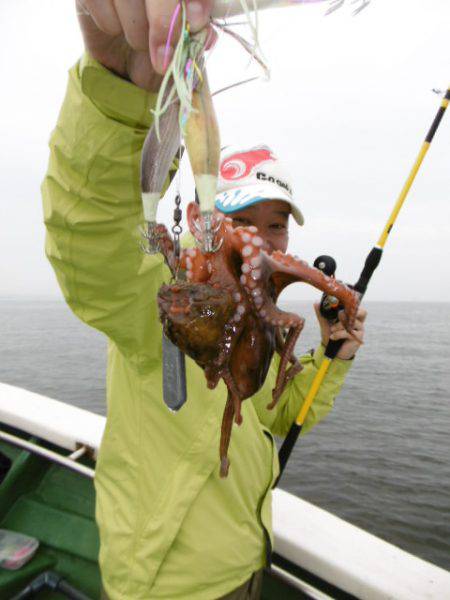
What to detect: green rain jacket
<box><xmin>42</xmin><ymin>54</ymin><xmax>353</xmax><ymax>600</ymax></box>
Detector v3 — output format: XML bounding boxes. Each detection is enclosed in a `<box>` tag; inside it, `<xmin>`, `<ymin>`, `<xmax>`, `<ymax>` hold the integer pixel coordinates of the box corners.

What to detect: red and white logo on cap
<box><xmin>215</xmin><ymin>143</ymin><xmax>305</xmax><ymax>226</ymax></box>
<box><xmin>220</xmin><ymin>146</ymin><xmax>276</xmax><ymax>181</ymax></box>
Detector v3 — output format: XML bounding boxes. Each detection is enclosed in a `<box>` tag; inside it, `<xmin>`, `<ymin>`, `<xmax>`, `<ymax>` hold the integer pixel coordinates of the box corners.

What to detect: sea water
<box><xmin>0</xmin><ymin>298</ymin><xmax>449</xmax><ymax>570</ymax></box>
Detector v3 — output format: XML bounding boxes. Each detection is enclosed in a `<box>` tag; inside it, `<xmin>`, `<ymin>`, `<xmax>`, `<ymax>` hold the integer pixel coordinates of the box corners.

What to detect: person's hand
<box><xmin>314</xmin><ymin>303</ymin><xmax>367</xmax><ymax>360</ymax></box>
<box><xmin>76</xmin><ymin>0</ymin><xmax>214</xmax><ymax>91</ymax></box>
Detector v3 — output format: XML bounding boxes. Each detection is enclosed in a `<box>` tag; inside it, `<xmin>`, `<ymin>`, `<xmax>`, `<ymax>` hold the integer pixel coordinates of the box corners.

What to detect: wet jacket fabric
<box><xmin>42</xmin><ymin>53</ymin><xmax>353</xmax><ymax>600</ymax></box>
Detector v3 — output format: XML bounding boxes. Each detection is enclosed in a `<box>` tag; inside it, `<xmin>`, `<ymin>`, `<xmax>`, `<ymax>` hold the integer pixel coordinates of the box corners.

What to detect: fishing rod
<box><xmin>276</xmin><ymin>85</ymin><xmax>450</xmax><ymax>483</ymax></box>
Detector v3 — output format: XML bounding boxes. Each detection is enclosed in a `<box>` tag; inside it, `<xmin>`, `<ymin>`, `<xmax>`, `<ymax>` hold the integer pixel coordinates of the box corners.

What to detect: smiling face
<box><xmin>187</xmin><ymin>199</ymin><xmax>291</xmax><ymax>254</ymax></box>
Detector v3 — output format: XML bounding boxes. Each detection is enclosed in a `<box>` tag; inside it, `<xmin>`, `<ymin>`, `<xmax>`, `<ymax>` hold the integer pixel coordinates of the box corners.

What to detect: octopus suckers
<box><xmin>242</xmin><ymin>245</ymin><xmax>253</xmax><ymax>257</ymax></box>
<box><xmin>241</xmin><ymin>263</ymin><xmax>251</xmax><ymax>274</ymax></box>
<box><xmin>237</xmin><ymin>304</ymin><xmax>246</xmax><ymax>315</ymax></box>
<box><xmin>241</xmin><ymin>232</ymin><xmax>251</xmax><ymax>243</ymax></box>
<box><xmin>251</xmin><ymin>269</ymin><xmax>261</xmax><ymax>280</ymax></box>
<box><xmin>240</xmin><ymin>274</ymin><xmax>247</xmax><ymax>285</ymax></box>
<box><xmin>252</xmin><ymin>236</ymin><xmax>263</xmax><ymax>247</ymax></box>
<box><xmin>233</xmin><ymin>292</ymin><xmax>242</xmax><ymax>303</ymax></box>
<box><xmin>250</xmin><ymin>256</ymin><xmax>262</xmax><ymax>268</ymax></box>
<box><xmin>248</xmin><ymin>226</ymin><xmax>258</xmax><ymax>233</ymax></box>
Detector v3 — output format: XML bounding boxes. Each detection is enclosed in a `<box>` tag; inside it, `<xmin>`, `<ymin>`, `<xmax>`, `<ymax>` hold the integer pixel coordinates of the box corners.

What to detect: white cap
<box><xmin>214</xmin><ymin>144</ymin><xmax>304</xmax><ymax>225</ymax></box>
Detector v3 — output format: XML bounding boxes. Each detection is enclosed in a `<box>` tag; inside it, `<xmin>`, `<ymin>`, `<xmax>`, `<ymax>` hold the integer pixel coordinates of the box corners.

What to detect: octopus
<box><xmin>156</xmin><ymin>216</ymin><xmax>360</xmax><ymax>477</ymax></box>
<box><xmin>141</xmin><ymin>31</ymin><xmax>360</xmax><ymax>477</ymax></box>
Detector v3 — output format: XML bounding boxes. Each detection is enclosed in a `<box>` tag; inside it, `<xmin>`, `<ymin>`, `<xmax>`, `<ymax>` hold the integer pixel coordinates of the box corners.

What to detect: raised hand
<box><xmin>76</xmin><ymin>0</ymin><xmax>213</xmax><ymax>90</ymax></box>
<box><xmin>314</xmin><ymin>303</ymin><xmax>367</xmax><ymax>360</ymax></box>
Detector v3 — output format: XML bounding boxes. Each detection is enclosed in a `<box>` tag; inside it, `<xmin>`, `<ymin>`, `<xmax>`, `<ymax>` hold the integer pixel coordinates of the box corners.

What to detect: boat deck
<box><xmin>0</xmin><ymin>424</ymin><xmax>314</xmax><ymax>600</ymax></box>
<box><xmin>3</xmin><ymin>384</ymin><xmax>450</xmax><ymax>600</ymax></box>
<box><xmin>0</xmin><ymin>425</ymin><xmax>100</xmax><ymax>599</ymax></box>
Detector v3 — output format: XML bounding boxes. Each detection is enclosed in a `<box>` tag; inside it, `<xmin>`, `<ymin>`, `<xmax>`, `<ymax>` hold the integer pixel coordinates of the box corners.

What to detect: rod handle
<box><xmin>324</xmin><ymin>247</ymin><xmax>383</xmax><ymax>359</ymax></box>
<box><xmin>353</xmin><ymin>246</ymin><xmax>383</xmax><ymax>296</ymax></box>
<box><xmin>324</xmin><ymin>338</ymin><xmax>345</xmax><ymax>360</ymax></box>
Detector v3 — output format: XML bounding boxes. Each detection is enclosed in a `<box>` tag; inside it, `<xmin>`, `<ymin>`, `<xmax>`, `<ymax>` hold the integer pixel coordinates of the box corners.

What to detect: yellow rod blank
<box><xmin>296</xmin><ymin>359</ymin><xmax>332</xmax><ymax>426</ymax></box>
<box><xmin>378</xmin><ymin>87</ymin><xmax>450</xmax><ymax>248</ymax></box>
<box><xmin>377</xmin><ymin>142</ymin><xmax>430</xmax><ymax>249</ymax></box>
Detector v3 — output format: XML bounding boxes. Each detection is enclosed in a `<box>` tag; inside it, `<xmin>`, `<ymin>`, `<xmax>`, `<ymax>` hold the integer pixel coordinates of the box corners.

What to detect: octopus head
<box><xmin>158</xmin><ymin>283</ymin><xmax>236</xmax><ymax>365</ymax></box>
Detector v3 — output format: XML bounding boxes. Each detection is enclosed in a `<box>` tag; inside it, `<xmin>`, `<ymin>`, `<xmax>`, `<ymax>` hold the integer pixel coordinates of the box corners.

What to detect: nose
<box><xmin>265</xmin><ymin>241</ymin><xmax>274</xmax><ymax>255</ymax></box>
<box><xmin>260</xmin><ymin>233</ymin><xmax>275</xmax><ymax>254</ymax></box>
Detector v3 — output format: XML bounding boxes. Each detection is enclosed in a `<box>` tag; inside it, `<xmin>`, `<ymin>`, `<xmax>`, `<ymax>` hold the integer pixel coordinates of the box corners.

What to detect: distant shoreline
<box><xmin>2</xmin><ymin>296</ymin><xmax>449</xmax><ymax>305</ymax></box>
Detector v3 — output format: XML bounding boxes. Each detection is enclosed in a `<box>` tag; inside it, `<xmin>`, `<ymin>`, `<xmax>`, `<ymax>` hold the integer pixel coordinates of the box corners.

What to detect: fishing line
<box><xmin>212</xmin><ymin>76</ymin><xmax>261</xmax><ymax>96</ymax></box>
<box><xmin>163</xmin><ymin>1</ymin><xmax>182</xmax><ymax>72</ymax></box>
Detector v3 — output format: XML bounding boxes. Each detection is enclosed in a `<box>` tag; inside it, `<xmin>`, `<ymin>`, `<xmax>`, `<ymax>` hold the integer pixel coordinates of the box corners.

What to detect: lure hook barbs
<box><xmin>192</xmin><ymin>215</ymin><xmax>224</xmax><ymax>253</ymax></box>
<box><xmin>140</xmin><ymin>223</ymin><xmax>168</xmax><ymax>255</ymax></box>
<box><xmin>192</xmin><ymin>216</ymin><xmax>223</xmax><ymax>235</ymax></box>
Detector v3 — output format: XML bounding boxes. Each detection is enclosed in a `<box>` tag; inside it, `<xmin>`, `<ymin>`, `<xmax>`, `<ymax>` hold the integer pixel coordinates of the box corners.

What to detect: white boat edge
<box><xmin>1</xmin><ymin>381</ymin><xmax>449</xmax><ymax>600</ymax></box>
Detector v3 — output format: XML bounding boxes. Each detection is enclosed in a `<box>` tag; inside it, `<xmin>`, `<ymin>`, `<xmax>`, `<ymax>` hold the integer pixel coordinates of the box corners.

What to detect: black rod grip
<box><xmin>353</xmin><ymin>246</ymin><xmax>383</xmax><ymax>296</ymax></box>
<box><xmin>425</xmin><ymin>89</ymin><xmax>450</xmax><ymax>143</ymax></box>
<box><xmin>324</xmin><ymin>338</ymin><xmax>345</xmax><ymax>360</ymax></box>
<box><xmin>277</xmin><ymin>422</ymin><xmax>303</xmax><ymax>483</ymax></box>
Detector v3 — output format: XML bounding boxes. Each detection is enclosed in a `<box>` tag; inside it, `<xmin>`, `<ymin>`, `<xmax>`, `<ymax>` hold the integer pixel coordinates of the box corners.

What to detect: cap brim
<box><xmin>215</xmin><ymin>182</ymin><xmax>304</xmax><ymax>226</ymax></box>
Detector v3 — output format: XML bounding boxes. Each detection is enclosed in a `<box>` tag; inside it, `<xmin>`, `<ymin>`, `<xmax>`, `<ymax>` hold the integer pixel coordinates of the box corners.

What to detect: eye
<box><xmin>269</xmin><ymin>223</ymin><xmax>287</xmax><ymax>232</ymax></box>
<box><xmin>232</xmin><ymin>217</ymin><xmax>252</xmax><ymax>227</ymax></box>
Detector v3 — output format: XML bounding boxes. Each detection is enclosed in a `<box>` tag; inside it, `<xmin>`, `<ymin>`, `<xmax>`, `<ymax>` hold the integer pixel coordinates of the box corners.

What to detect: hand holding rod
<box><xmin>276</xmin><ymin>86</ymin><xmax>450</xmax><ymax>484</ymax></box>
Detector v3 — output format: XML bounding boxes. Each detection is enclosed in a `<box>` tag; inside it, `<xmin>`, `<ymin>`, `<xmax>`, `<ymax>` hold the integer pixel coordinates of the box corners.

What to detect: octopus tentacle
<box><xmin>221</xmin><ymin>368</ymin><xmax>243</xmax><ymax>425</ymax></box>
<box><xmin>269</xmin><ymin>322</ymin><xmax>304</xmax><ymax>410</ymax></box>
<box><xmin>204</xmin><ymin>365</ymin><xmax>222</xmax><ymax>390</ymax></box>
<box><xmin>281</xmin><ymin>359</ymin><xmax>303</xmax><ymax>388</ymax></box>
<box><xmin>267</xmin><ymin>251</ymin><xmax>360</xmax><ymax>330</ymax></box>
<box><xmin>245</xmin><ymin>285</ymin><xmax>300</xmax><ymax>331</ymax></box>
<box><xmin>275</xmin><ymin>328</ymin><xmax>297</xmax><ymax>366</ymax></box>
<box><xmin>229</xmin><ymin>228</ymin><xmax>274</xmax><ymax>320</ymax></box>
<box><xmin>152</xmin><ymin>224</ymin><xmax>176</xmax><ymax>270</ymax></box>
<box><xmin>233</xmin><ymin>228</ymin><xmax>266</xmax><ymax>293</ymax></box>
<box><xmin>219</xmin><ymin>393</ymin><xmax>235</xmax><ymax>478</ymax></box>
<box><xmin>179</xmin><ymin>246</ymin><xmax>210</xmax><ymax>282</ymax></box>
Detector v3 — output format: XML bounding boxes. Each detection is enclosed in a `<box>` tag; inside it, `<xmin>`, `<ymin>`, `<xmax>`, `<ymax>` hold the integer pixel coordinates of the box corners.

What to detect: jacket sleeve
<box><xmin>42</xmin><ymin>53</ymin><xmax>172</xmax><ymax>368</ymax></box>
<box><xmin>251</xmin><ymin>345</ymin><xmax>353</xmax><ymax>437</ymax></box>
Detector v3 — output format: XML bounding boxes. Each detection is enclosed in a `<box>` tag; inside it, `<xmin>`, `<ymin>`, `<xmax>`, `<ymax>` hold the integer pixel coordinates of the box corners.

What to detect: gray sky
<box><xmin>0</xmin><ymin>0</ymin><xmax>449</xmax><ymax>301</ymax></box>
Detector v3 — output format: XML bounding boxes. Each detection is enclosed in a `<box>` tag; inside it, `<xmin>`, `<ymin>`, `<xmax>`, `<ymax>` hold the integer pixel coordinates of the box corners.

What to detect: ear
<box><xmin>186</xmin><ymin>201</ymin><xmax>201</xmax><ymax>235</ymax></box>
